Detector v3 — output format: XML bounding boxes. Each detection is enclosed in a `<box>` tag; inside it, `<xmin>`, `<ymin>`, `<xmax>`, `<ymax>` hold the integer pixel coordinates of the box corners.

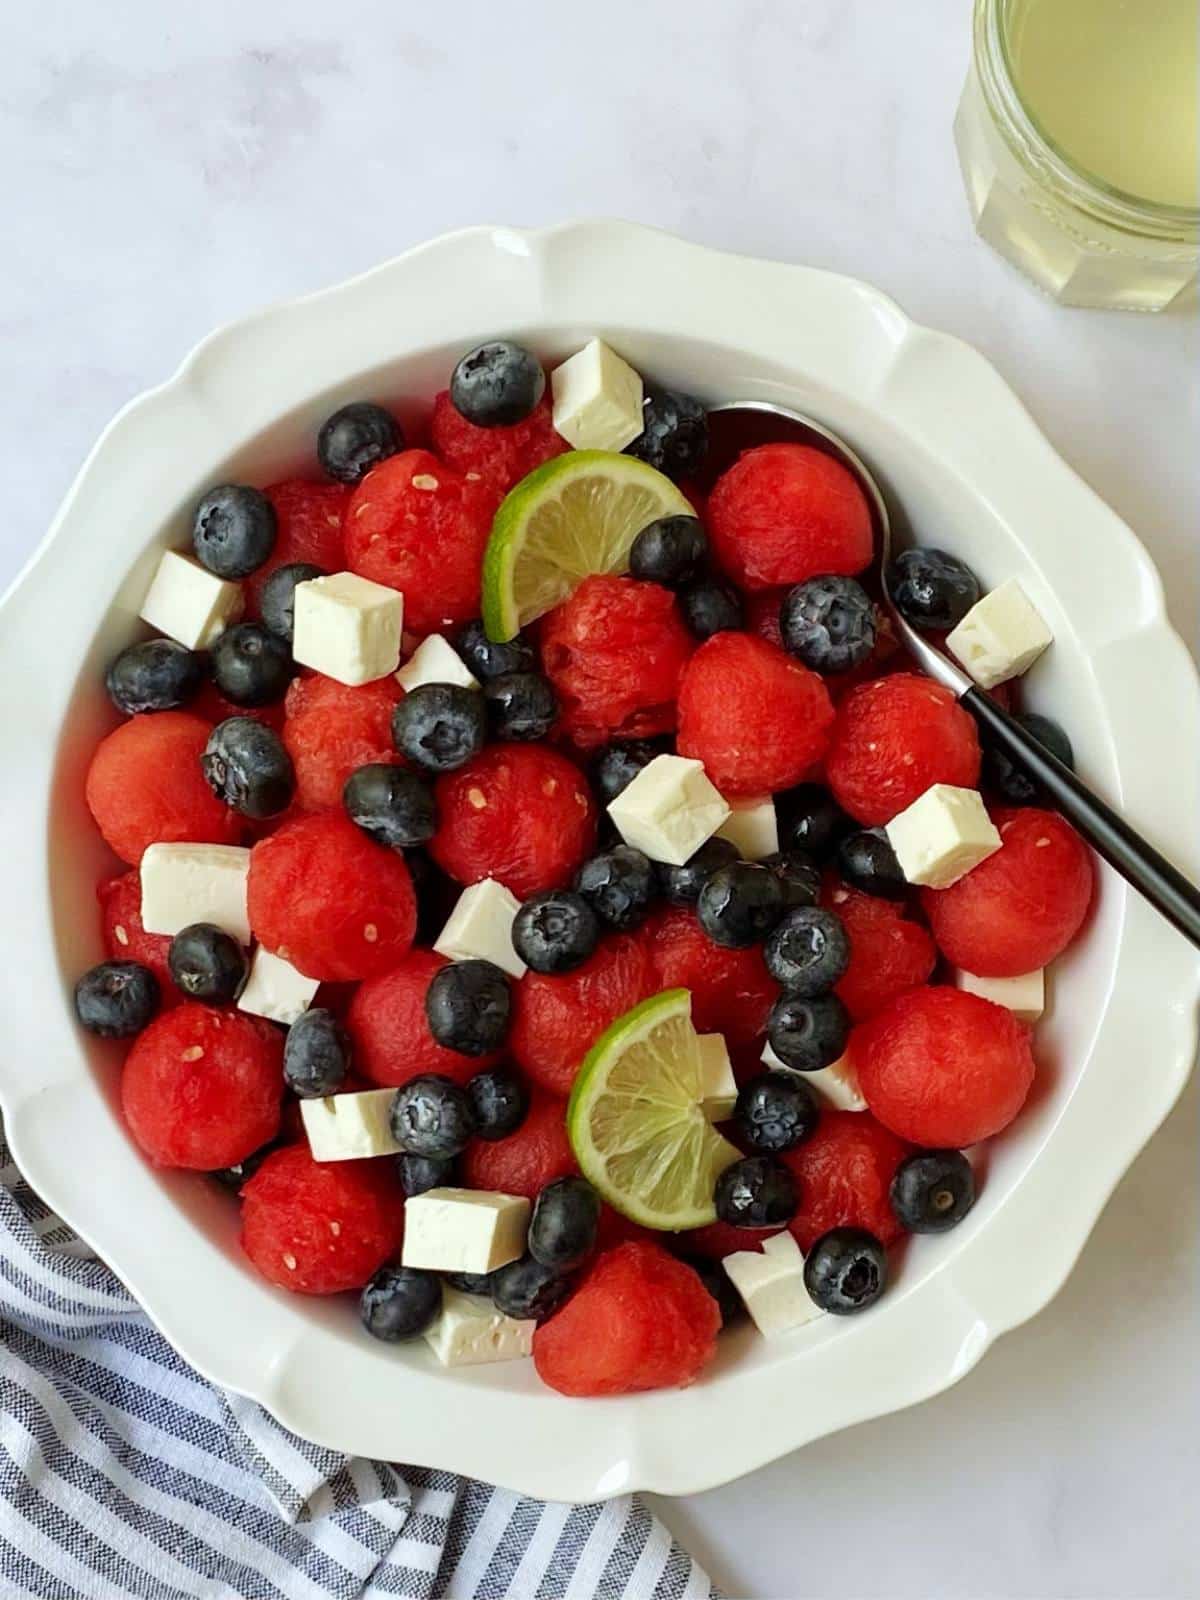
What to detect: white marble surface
<box><xmin>3</xmin><ymin>3</ymin><xmax>1197</xmax><ymax>1596</ymax></box>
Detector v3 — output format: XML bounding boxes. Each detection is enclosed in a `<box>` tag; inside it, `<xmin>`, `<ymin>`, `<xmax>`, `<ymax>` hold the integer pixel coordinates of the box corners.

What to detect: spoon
<box><xmin>709</xmin><ymin>399</ymin><xmax>1200</xmax><ymax>948</ymax></box>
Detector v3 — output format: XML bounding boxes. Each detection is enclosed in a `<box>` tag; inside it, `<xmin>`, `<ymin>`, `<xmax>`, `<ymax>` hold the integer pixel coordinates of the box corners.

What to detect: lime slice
<box><xmin>567</xmin><ymin>989</ymin><xmax>741</xmax><ymax>1231</ymax></box>
<box><xmin>481</xmin><ymin>450</ymin><xmax>694</xmax><ymax>641</ymax></box>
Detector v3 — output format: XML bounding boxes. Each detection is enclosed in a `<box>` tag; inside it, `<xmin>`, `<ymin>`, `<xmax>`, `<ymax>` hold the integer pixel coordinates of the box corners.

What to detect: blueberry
<box><xmin>629</xmin><ymin>515</ymin><xmax>708</xmax><ymax>588</ymax></box>
<box><xmin>202</xmin><ymin>717</ymin><xmax>295</xmax><ymax>818</ymax></box>
<box><xmin>696</xmin><ymin>861</ymin><xmax>784</xmax><ymax>948</ymax></box>
<box><xmin>424</xmin><ymin>961</ymin><xmax>511</xmax><ymax>1056</ymax></box>
<box><xmin>659</xmin><ymin>836</ymin><xmax>739</xmax><ymax>907</ymax></box>
<box><xmin>803</xmin><ymin>1227</ymin><xmax>887</xmax><ymax>1315</ymax></box>
<box><xmin>106</xmin><ymin>639</ymin><xmax>203</xmax><ymax>715</ymax></box>
<box><xmin>680</xmin><ymin>578</ymin><xmax>744</xmax><ymax>640</ymax></box>
<box><xmin>74</xmin><ymin>961</ymin><xmax>159</xmax><ymax>1037</ymax></box>
<box><xmin>343</xmin><ymin>763</ymin><xmax>436</xmax><ymax>849</ymax></box>
<box><xmin>209</xmin><ymin>1141</ymin><xmax>277</xmax><ymax>1190</ymax></box>
<box><xmin>982</xmin><ymin>712</ymin><xmax>1075</xmax><ymax>805</ymax></box>
<box><xmin>260</xmin><ymin>561</ymin><xmax>322</xmax><ymax>642</ymax></box>
<box><xmin>468</xmin><ymin>1067</ymin><xmax>529</xmax><ymax>1141</ymax></box>
<box><xmin>890</xmin><ymin>1150</ymin><xmax>976</xmax><ymax>1233</ymax></box>
<box><xmin>762</xmin><ymin>850</ymin><xmax>822</xmax><ymax>910</ymax></box>
<box><xmin>192</xmin><ymin>485</ymin><xmax>277</xmax><ymax>579</ymax></box>
<box><xmin>397</xmin><ymin>1152</ymin><xmax>456</xmax><ymax>1197</ymax></box>
<box><xmin>446</xmin><ymin>1270</ymin><xmax>494</xmax><ymax>1295</ymax></box>
<box><xmin>391</xmin><ymin>683</ymin><xmax>486</xmax><ymax>774</ymax></box>
<box><xmin>528</xmin><ymin>1176</ymin><xmax>600</xmax><ymax>1271</ymax></box>
<box><xmin>360</xmin><ymin>1264</ymin><xmax>442</xmax><ymax>1341</ymax></box>
<box><xmin>511</xmin><ymin>890</ymin><xmax>599</xmax><ymax>975</ymax></box>
<box><xmin>766</xmin><ymin>993</ymin><xmax>849</xmax><ymax>1073</ymax></box>
<box><xmin>455</xmin><ymin>620</ymin><xmax>536</xmax><ymax>681</ymax></box>
<box><xmin>317</xmin><ymin>402</ymin><xmax>404</xmax><ymax>486</ymax></box>
<box><xmin>210</xmin><ymin>624</ymin><xmax>292</xmax><ymax>707</ymax></box>
<box><xmin>714</xmin><ymin>1156</ymin><xmax>797</xmax><ymax>1228</ymax></box>
<box><xmin>780</xmin><ymin>577</ymin><xmax>876</xmax><ymax>673</ymax></box>
<box><xmin>450</xmin><ymin>341</ymin><xmax>544</xmax><ymax>427</ymax></box>
<box><xmin>390</xmin><ymin>1074</ymin><xmax>476</xmax><ymax>1158</ymax></box>
<box><xmin>590</xmin><ymin>739</ymin><xmax>663</xmax><ymax>805</ymax></box>
<box><xmin>776</xmin><ymin>783</ymin><xmax>849</xmax><ymax>860</ymax></box>
<box><xmin>836</xmin><ymin>827</ymin><xmax>907</xmax><ymax>900</ymax></box>
<box><xmin>490</xmin><ymin>1255</ymin><xmax>574</xmax><ymax>1322</ymax></box>
<box><xmin>764</xmin><ymin>907</ymin><xmax>850</xmax><ymax>996</ymax></box>
<box><xmin>888</xmin><ymin>548</ymin><xmax>980</xmax><ymax>634</ymax></box>
<box><xmin>735</xmin><ymin>1072</ymin><xmax>819</xmax><ymax>1154</ymax></box>
<box><xmin>167</xmin><ymin>923</ymin><xmax>248</xmax><ymax>1003</ymax></box>
<box><xmin>283</xmin><ymin>1008</ymin><xmax>351</xmax><ymax>1099</ymax></box>
<box><xmin>626</xmin><ymin>386</ymin><xmax>708</xmax><ymax>479</ymax></box>
<box><xmin>483</xmin><ymin>672</ymin><xmax>558</xmax><ymax>741</ymax></box>
<box><xmin>689</xmin><ymin>1256</ymin><xmax>743</xmax><ymax>1329</ymax></box>
<box><xmin>574</xmin><ymin>846</ymin><xmax>657</xmax><ymax>931</ymax></box>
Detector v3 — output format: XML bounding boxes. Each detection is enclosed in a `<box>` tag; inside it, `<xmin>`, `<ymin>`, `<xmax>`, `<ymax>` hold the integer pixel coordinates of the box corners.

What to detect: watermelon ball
<box><xmin>282</xmin><ymin>673</ymin><xmax>403</xmax><ymax>814</ymax></box>
<box><xmin>508</xmin><ymin>934</ymin><xmax>651</xmax><ymax>1096</ymax></box>
<box><xmin>532</xmin><ymin>1241</ymin><xmax>721</xmax><ymax>1397</ymax></box>
<box><xmin>121</xmin><ymin>1003</ymin><xmax>282</xmax><ymax>1169</ymax></box>
<box><xmin>85</xmin><ymin>711</ymin><xmax>240</xmax><ymax>865</ymax></box>
<box><xmin>825</xmin><ymin>881</ymin><xmax>937</xmax><ymax>1023</ymax></box>
<box><xmin>429</xmin><ymin>744</ymin><xmax>598</xmax><ymax>901</ymax></box>
<box><xmin>639</xmin><ymin>904</ymin><xmax>779</xmax><ymax>1050</ymax></box>
<box><xmin>317</xmin><ymin>402</ymin><xmax>404</xmax><ymax>486</ymax></box>
<box><xmin>460</xmin><ymin>1088</ymin><xmax>577</xmax><ymax>1200</ymax></box>
<box><xmin>851</xmin><ymin>985</ymin><xmax>1037</xmax><ymax>1147</ymax></box>
<box><xmin>676</xmin><ymin>1219</ymin><xmax>785</xmax><ymax>1260</ymax></box>
<box><xmin>240</xmin><ymin>1143</ymin><xmax>404</xmax><ymax>1295</ymax></box>
<box><xmin>921</xmin><ymin>807</ymin><xmax>1094</xmax><ymax>977</ymax></box>
<box><xmin>348</xmin><ymin>950</ymin><xmax>499</xmax><ymax>1090</ymax></box>
<box><xmin>431</xmin><ymin>391</ymin><xmax>569</xmax><ymax>500</ymax></box>
<box><xmin>782</xmin><ymin>1109</ymin><xmax>909</xmax><ymax>1252</ymax></box>
<box><xmin>245</xmin><ymin>479</ymin><xmax>349</xmax><ymax>618</ymax></box>
<box><xmin>677</xmin><ymin>632</ymin><xmax>834</xmax><ymax>797</ymax></box>
<box><xmin>825</xmin><ymin>674</ymin><xmax>982</xmax><ymax>827</ymax></box>
<box><xmin>707</xmin><ymin>442</ymin><xmax>873</xmax><ymax>592</ymax></box>
<box><xmin>247</xmin><ymin>812</ymin><xmax>416</xmax><ymax>982</ymax></box>
<box><xmin>98</xmin><ymin>871</ymin><xmax>175</xmax><ymax>994</ymax></box>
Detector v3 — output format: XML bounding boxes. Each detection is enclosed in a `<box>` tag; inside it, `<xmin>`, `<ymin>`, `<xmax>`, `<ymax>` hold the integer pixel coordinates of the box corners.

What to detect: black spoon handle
<box><xmin>962</xmin><ymin>687</ymin><xmax>1200</xmax><ymax>948</ymax></box>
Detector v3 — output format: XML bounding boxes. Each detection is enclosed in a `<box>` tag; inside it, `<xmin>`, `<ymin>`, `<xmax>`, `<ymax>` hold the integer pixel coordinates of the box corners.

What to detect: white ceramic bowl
<box><xmin>2</xmin><ymin>222</ymin><xmax>1197</xmax><ymax>1502</ymax></box>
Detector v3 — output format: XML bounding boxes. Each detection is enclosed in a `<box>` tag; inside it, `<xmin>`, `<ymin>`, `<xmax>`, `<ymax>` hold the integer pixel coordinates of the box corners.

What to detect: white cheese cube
<box><xmin>424</xmin><ymin>1287</ymin><xmax>535</xmax><ymax>1368</ymax></box>
<box><xmin>292</xmin><ymin>572</ymin><xmax>403</xmax><ymax>686</ymax></box>
<box><xmin>396</xmin><ymin>633</ymin><xmax>479</xmax><ymax>694</ymax></box>
<box><xmin>698</xmin><ymin>1033</ymin><xmax>738</xmax><ymax>1121</ymax></box>
<box><xmin>550</xmin><ymin>338</ymin><xmax>645</xmax><ymax>452</ymax></box>
<box><xmin>956</xmin><ymin>967</ymin><xmax>1045</xmax><ymax>1023</ymax></box>
<box><xmin>885</xmin><ymin>785</ymin><xmax>1001</xmax><ymax>889</ymax></box>
<box><xmin>139</xmin><ymin>843</ymin><xmax>252</xmax><ymax>943</ymax></box>
<box><xmin>760</xmin><ymin>1042</ymin><xmax>868</xmax><ymax>1112</ymax></box>
<box><xmin>237</xmin><ymin>948</ymin><xmax>320</xmax><ymax>1025</ymax></box>
<box><xmin>716</xmin><ymin>796</ymin><xmax>779</xmax><ymax>860</ymax></box>
<box><xmin>300</xmin><ymin>1088</ymin><xmax>400</xmax><ymax>1162</ymax></box>
<box><xmin>433</xmin><ymin>878</ymin><xmax>526</xmax><ymax>979</ymax></box>
<box><xmin>946</xmin><ymin>579</ymin><xmax>1053</xmax><ymax>689</ymax></box>
<box><xmin>723</xmin><ymin>1232</ymin><xmax>823</xmax><ymax>1338</ymax></box>
<box><xmin>607</xmin><ymin>754</ymin><xmax>730</xmax><ymax>866</ymax></box>
<box><xmin>139</xmin><ymin>549</ymin><xmax>244</xmax><ymax>650</ymax></box>
<box><xmin>401</xmin><ymin>1188</ymin><xmax>530</xmax><ymax>1275</ymax></box>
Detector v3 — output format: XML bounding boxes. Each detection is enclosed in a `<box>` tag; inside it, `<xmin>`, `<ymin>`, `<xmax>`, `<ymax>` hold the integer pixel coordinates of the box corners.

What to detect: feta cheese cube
<box><xmin>956</xmin><ymin>967</ymin><xmax>1045</xmax><ymax>1023</ymax></box>
<box><xmin>424</xmin><ymin>1287</ymin><xmax>535</xmax><ymax>1368</ymax></box>
<box><xmin>300</xmin><ymin>1088</ymin><xmax>400</xmax><ymax>1162</ymax></box>
<box><xmin>433</xmin><ymin>878</ymin><xmax>526</xmax><ymax>979</ymax></box>
<box><xmin>723</xmin><ymin>1232</ymin><xmax>823</xmax><ymax>1338</ymax></box>
<box><xmin>550</xmin><ymin>338</ymin><xmax>645</xmax><ymax>452</ymax></box>
<box><xmin>607</xmin><ymin>754</ymin><xmax>730</xmax><ymax>866</ymax></box>
<box><xmin>760</xmin><ymin>1042</ymin><xmax>867</xmax><ymax>1111</ymax></box>
<box><xmin>292</xmin><ymin>572</ymin><xmax>403</xmax><ymax>686</ymax></box>
<box><xmin>396</xmin><ymin>633</ymin><xmax>479</xmax><ymax>694</ymax></box>
<box><xmin>139</xmin><ymin>549</ymin><xmax>244</xmax><ymax>650</ymax></box>
<box><xmin>716</xmin><ymin>795</ymin><xmax>779</xmax><ymax>860</ymax></box>
<box><xmin>885</xmin><ymin>785</ymin><xmax>1001</xmax><ymax>889</ymax></box>
<box><xmin>237</xmin><ymin>948</ymin><xmax>320</xmax><ymax>1025</ymax></box>
<box><xmin>401</xmin><ymin>1188</ymin><xmax>530</xmax><ymax>1275</ymax></box>
<box><xmin>139</xmin><ymin>843</ymin><xmax>252</xmax><ymax>943</ymax></box>
<box><xmin>698</xmin><ymin>1033</ymin><xmax>738</xmax><ymax>1121</ymax></box>
<box><xmin>946</xmin><ymin>579</ymin><xmax>1053</xmax><ymax>689</ymax></box>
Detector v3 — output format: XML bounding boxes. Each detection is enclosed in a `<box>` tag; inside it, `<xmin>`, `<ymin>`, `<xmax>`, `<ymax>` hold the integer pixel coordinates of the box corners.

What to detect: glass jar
<box><xmin>955</xmin><ymin>0</ymin><xmax>1199</xmax><ymax>311</ymax></box>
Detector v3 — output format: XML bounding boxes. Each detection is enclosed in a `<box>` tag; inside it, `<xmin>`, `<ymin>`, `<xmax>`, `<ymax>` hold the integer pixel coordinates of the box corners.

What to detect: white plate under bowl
<box><xmin>1</xmin><ymin>223</ymin><xmax>1197</xmax><ymax>1502</ymax></box>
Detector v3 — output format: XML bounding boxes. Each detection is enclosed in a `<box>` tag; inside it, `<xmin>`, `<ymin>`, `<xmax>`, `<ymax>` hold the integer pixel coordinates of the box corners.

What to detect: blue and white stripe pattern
<box><xmin>0</xmin><ymin>1128</ymin><xmax>716</xmax><ymax>1600</ymax></box>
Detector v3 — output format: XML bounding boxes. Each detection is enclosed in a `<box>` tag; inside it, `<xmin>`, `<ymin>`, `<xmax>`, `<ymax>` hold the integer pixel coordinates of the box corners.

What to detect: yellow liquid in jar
<box><xmin>1007</xmin><ymin>0</ymin><xmax>1200</xmax><ymax>210</ymax></box>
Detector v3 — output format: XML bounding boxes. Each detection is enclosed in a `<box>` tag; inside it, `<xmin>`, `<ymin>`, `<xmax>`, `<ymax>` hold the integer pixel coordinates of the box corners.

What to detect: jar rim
<box><xmin>975</xmin><ymin>0</ymin><xmax>1199</xmax><ymax>241</ymax></box>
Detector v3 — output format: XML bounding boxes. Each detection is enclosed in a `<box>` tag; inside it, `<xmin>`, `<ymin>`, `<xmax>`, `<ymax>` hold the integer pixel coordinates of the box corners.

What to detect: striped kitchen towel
<box><xmin>0</xmin><ymin>1128</ymin><xmax>717</xmax><ymax>1600</ymax></box>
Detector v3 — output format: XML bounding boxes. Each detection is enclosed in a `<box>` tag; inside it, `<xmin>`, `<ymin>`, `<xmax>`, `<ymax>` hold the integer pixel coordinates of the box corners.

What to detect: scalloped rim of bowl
<box><xmin>1</xmin><ymin>222</ymin><xmax>1197</xmax><ymax>1501</ymax></box>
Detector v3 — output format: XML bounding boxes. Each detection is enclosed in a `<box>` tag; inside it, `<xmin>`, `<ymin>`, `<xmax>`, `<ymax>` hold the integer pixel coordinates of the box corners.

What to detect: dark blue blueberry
<box><xmin>260</xmin><ymin>562</ymin><xmax>322</xmax><ymax>641</ymax></box>
<box><xmin>391</xmin><ymin>683</ymin><xmax>486</xmax><ymax>773</ymax></box>
<box><xmin>209</xmin><ymin>1141</ymin><xmax>277</xmax><ymax>1191</ymax></box>
<box><xmin>446</xmin><ymin>1270</ymin><xmax>494</xmax><ymax>1295</ymax></box>
<box><xmin>528</xmin><ymin>1177</ymin><xmax>600</xmax><ymax>1271</ymax></box>
<box><xmin>982</xmin><ymin>712</ymin><xmax>1075</xmax><ymax>805</ymax></box>
<box><xmin>836</xmin><ymin>827</ymin><xmax>908</xmax><ymax>900</ymax></box>
<box><xmin>343</xmin><ymin>763</ymin><xmax>436</xmax><ymax>849</ymax></box>
<box><xmin>397</xmin><ymin>1152</ymin><xmax>456</xmax><ymax>1197</ymax></box>
<box><xmin>74</xmin><ymin>961</ymin><xmax>159</xmax><ymax>1037</ymax></box>
<box><xmin>106</xmin><ymin>639</ymin><xmax>203</xmax><ymax>715</ymax></box>
<box><xmin>424</xmin><ymin>962</ymin><xmax>511</xmax><ymax>1057</ymax></box>
<box><xmin>776</xmin><ymin>783</ymin><xmax>849</xmax><ymax>860</ymax></box>
<box><xmin>629</xmin><ymin>515</ymin><xmax>708</xmax><ymax>587</ymax></box>
<box><xmin>888</xmin><ymin>548</ymin><xmax>980</xmax><ymax>633</ymax></box>
<box><xmin>202</xmin><ymin>717</ymin><xmax>294</xmax><ymax>818</ymax></box>
<box><xmin>360</xmin><ymin>1265</ymin><xmax>442</xmax><ymax>1341</ymax></box>
<box><xmin>483</xmin><ymin>672</ymin><xmax>558</xmax><ymax>740</ymax></box>
<box><xmin>167</xmin><ymin>923</ymin><xmax>248</xmax><ymax>1003</ymax></box>
<box><xmin>390</xmin><ymin>1074</ymin><xmax>477</xmax><ymax>1158</ymax></box>
<box><xmin>890</xmin><ymin>1150</ymin><xmax>975</xmax><ymax>1233</ymax></box>
<box><xmin>735</xmin><ymin>1072</ymin><xmax>819</xmax><ymax>1155</ymax></box>
<box><xmin>210</xmin><ymin>624</ymin><xmax>292</xmax><ymax>707</ymax></box>
<box><xmin>680</xmin><ymin>578</ymin><xmax>744</xmax><ymax>640</ymax></box>
<box><xmin>574</xmin><ymin>846</ymin><xmax>658</xmax><ymax>931</ymax></box>
<box><xmin>455</xmin><ymin>620</ymin><xmax>536</xmax><ymax>681</ymax></box>
<box><xmin>767</xmin><ymin>993</ymin><xmax>850</xmax><ymax>1073</ymax></box>
<box><xmin>317</xmin><ymin>402</ymin><xmax>404</xmax><ymax>485</ymax></box>
<box><xmin>764</xmin><ymin>906</ymin><xmax>850</xmax><ymax>996</ymax></box>
<box><xmin>659</xmin><ymin>836</ymin><xmax>739</xmax><ymax>907</ymax></box>
<box><xmin>511</xmin><ymin>890</ymin><xmax>599</xmax><ymax>975</ymax></box>
<box><xmin>589</xmin><ymin>739</ymin><xmax>663</xmax><ymax>804</ymax></box>
<box><xmin>696</xmin><ymin>861</ymin><xmax>785</xmax><ymax>948</ymax></box>
<box><xmin>283</xmin><ymin>1009</ymin><xmax>351</xmax><ymax>1099</ymax></box>
<box><xmin>781</xmin><ymin>576</ymin><xmax>876</xmax><ymax>673</ymax></box>
<box><xmin>490</xmin><ymin>1255</ymin><xmax>575</xmax><ymax>1322</ymax></box>
<box><xmin>803</xmin><ymin>1227</ymin><xmax>887</xmax><ymax>1315</ymax></box>
<box><xmin>450</xmin><ymin>341</ymin><xmax>544</xmax><ymax>427</ymax></box>
<box><xmin>468</xmin><ymin>1067</ymin><xmax>529</xmax><ymax>1141</ymax></box>
<box><xmin>714</xmin><ymin>1156</ymin><xmax>797</xmax><ymax>1228</ymax></box>
<box><xmin>626</xmin><ymin>386</ymin><xmax>708</xmax><ymax>479</ymax></box>
<box><xmin>689</xmin><ymin>1256</ymin><xmax>742</xmax><ymax>1328</ymax></box>
<box><xmin>192</xmin><ymin>485</ymin><xmax>276</xmax><ymax>579</ymax></box>
<box><xmin>762</xmin><ymin>850</ymin><xmax>822</xmax><ymax>910</ymax></box>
